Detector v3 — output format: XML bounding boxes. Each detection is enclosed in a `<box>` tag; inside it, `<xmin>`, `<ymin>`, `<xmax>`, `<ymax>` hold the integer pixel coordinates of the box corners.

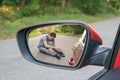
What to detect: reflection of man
<box><xmin>38</xmin><ymin>32</ymin><xmax>65</xmax><ymax>59</ymax></box>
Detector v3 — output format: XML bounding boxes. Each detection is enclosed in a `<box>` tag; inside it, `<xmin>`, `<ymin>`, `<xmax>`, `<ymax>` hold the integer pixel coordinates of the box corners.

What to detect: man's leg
<box><xmin>53</xmin><ymin>49</ymin><xmax>65</xmax><ymax>57</ymax></box>
<box><xmin>39</xmin><ymin>47</ymin><xmax>61</xmax><ymax>59</ymax></box>
<box><xmin>48</xmin><ymin>41</ymin><xmax>65</xmax><ymax>57</ymax></box>
<box><xmin>39</xmin><ymin>47</ymin><xmax>56</xmax><ymax>56</ymax></box>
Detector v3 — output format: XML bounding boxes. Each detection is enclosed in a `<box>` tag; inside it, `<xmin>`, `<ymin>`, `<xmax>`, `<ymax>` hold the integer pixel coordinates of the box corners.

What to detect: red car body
<box><xmin>68</xmin><ymin>23</ymin><xmax>103</xmax><ymax>66</ymax></box>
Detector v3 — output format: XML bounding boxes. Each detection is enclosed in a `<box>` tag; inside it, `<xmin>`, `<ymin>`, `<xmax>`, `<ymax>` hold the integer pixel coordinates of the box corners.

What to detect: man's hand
<box><xmin>43</xmin><ymin>41</ymin><xmax>61</xmax><ymax>51</ymax></box>
<box><xmin>54</xmin><ymin>47</ymin><xmax>61</xmax><ymax>51</ymax></box>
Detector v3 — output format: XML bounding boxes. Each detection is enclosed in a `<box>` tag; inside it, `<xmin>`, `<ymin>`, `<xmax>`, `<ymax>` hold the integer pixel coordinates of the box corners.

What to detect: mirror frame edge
<box><xmin>16</xmin><ymin>20</ymin><xmax>91</xmax><ymax>70</ymax></box>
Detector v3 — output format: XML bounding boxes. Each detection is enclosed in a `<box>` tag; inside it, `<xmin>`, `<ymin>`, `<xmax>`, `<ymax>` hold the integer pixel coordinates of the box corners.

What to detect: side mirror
<box><xmin>17</xmin><ymin>20</ymin><xmax>102</xmax><ymax>70</ymax></box>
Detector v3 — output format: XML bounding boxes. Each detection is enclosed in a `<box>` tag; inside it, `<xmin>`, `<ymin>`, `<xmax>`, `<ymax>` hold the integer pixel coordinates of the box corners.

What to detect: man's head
<box><xmin>48</xmin><ymin>32</ymin><xmax>56</xmax><ymax>40</ymax></box>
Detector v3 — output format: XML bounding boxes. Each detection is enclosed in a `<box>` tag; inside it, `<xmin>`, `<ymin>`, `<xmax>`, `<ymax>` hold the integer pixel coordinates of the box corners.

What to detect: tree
<box><xmin>61</xmin><ymin>0</ymin><xmax>66</xmax><ymax>11</ymax></box>
<box><xmin>109</xmin><ymin>0</ymin><xmax>120</xmax><ymax>10</ymax></box>
<box><xmin>40</xmin><ymin>0</ymin><xmax>46</xmax><ymax>10</ymax></box>
<box><xmin>20</xmin><ymin>0</ymin><xmax>30</xmax><ymax>9</ymax></box>
<box><xmin>0</xmin><ymin>0</ymin><xmax>3</xmax><ymax>6</ymax></box>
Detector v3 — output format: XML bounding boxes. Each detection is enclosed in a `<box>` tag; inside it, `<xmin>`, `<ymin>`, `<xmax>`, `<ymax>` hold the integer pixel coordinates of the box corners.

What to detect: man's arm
<box><xmin>43</xmin><ymin>41</ymin><xmax>55</xmax><ymax>49</ymax></box>
<box><xmin>43</xmin><ymin>41</ymin><xmax>60</xmax><ymax>50</ymax></box>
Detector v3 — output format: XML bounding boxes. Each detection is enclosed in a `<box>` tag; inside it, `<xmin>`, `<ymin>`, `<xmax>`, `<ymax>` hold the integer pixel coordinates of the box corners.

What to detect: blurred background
<box><xmin>0</xmin><ymin>0</ymin><xmax>120</xmax><ymax>80</ymax></box>
<box><xmin>0</xmin><ymin>0</ymin><xmax>120</xmax><ymax>40</ymax></box>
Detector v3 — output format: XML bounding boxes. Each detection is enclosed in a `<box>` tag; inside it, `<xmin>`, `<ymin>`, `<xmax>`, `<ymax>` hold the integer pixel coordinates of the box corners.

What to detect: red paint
<box><xmin>68</xmin><ymin>58</ymin><xmax>75</xmax><ymax>66</ymax></box>
<box><xmin>88</xmin><ymin>24</ymin><xmax>102</xmax><ymax>44</ymax></box>
<box><xmin>114</xmin><ymin>48</ymin><xmax>120</xmax><ymax>69</ymax></box>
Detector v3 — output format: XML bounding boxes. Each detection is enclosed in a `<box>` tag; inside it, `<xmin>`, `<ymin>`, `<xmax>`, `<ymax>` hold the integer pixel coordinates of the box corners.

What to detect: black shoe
<box><xmin>56</xmin><ymin>54</ymin><xmax>61</xmax><ymax>59</ymax></box>
<box><xmin>61</xmin><ymin>54</ymin><xmax>65</xmax><ymax>57</ymax></box>
<box><xmin>60</xmin><ymin>52</ymin><xmax>65</xmax><ymax>57</ymax></box>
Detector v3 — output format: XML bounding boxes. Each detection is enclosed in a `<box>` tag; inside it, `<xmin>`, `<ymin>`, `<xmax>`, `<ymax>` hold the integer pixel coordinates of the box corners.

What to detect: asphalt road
<box><xmin>0</xmin><ymin>17</ymin><xmax>120</xmax><ymax>80</ymax></box>
<box><xmin>91</xmin><ymin>18</ymin><xmax>120</xmax><ymax>48</ymax></box>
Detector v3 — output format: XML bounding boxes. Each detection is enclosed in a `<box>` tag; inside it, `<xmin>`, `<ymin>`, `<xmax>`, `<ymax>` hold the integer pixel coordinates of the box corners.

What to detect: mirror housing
<box><xmin>17</xmin><ymin>20</ymin><xmax>102</xmax><ymax>70</ymax></box>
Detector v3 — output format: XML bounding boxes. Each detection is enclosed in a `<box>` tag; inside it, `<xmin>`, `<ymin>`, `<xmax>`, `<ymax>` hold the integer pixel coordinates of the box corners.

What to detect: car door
<box><xmin>90</xmin><ymin>25</ymin><xmax>120</xmax><ymax>80</ymax></box>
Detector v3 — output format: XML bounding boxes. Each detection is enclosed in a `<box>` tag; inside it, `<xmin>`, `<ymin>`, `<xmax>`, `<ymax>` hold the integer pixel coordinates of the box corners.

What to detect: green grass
<box><xmin>0</xmin><ymin>13</ymin><xmax>120</xmax><ymax>40</ymax></box>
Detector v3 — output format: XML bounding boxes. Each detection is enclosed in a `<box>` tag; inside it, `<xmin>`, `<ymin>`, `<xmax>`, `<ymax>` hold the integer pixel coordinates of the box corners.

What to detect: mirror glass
<box><xmin>27</xmin><ymin>24</ymin><xmax>87</xmax><ymax>67</ymax></box>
